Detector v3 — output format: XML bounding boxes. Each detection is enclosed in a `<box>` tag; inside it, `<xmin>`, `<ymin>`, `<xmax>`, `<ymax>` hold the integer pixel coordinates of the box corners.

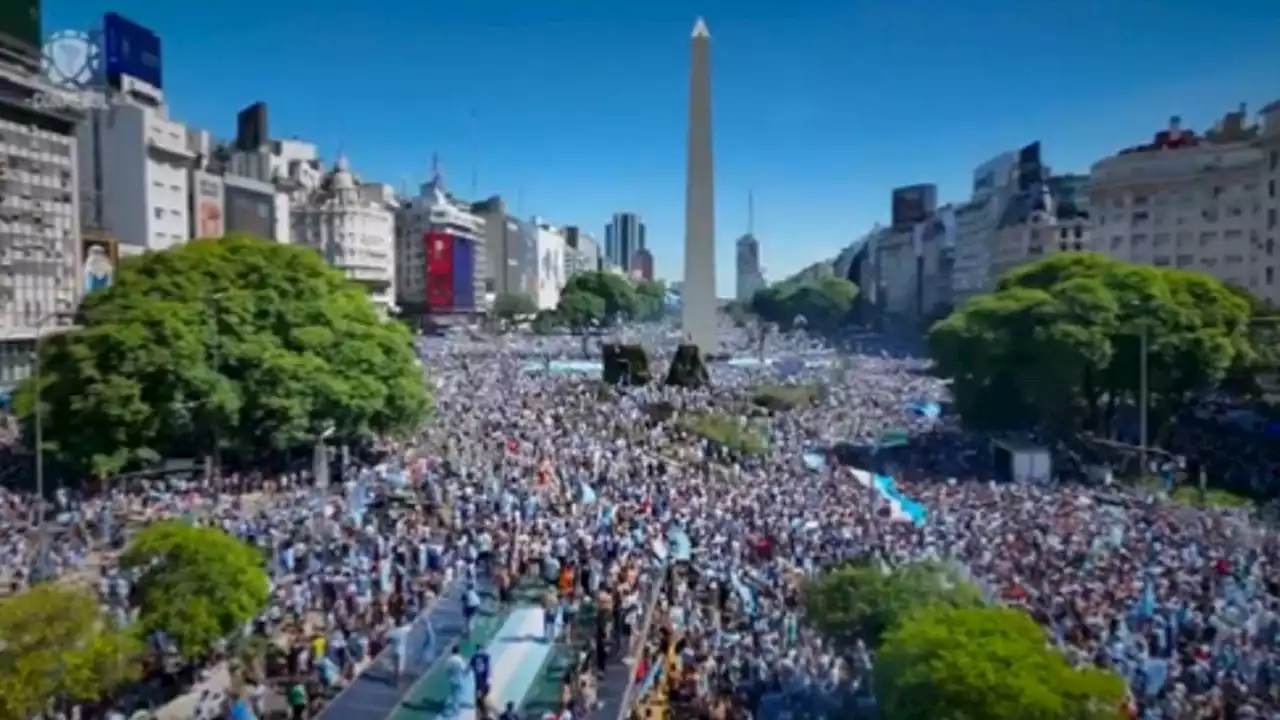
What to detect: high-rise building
<box><xmin>682</xmin><ymin>17</ymin><xmax>718</xmax><ymax>353</ymax></box>
<box><xmin>533</xmin><ymin>218</ymin><xmax>566</xmax><ymax>310</ymax></box>
<box><xmin>394</xmin><ymin>160</ymin><xmax>486</xmax><ymax>320</ymax></box>
<box><xmin>632</xmin><ymin>248</ymin><xmax>655</xmax><ymax>281</ymax></box>
<box><xmin>735</xmin><ymin>191</ymin><xmax>765</xmax><ymax>301</ymax></box>
<box><xmin>0</xmin><ymin>51</ymin><xmax>83</xmax><ymax>388</ymax></box>
<box><xmin>564</xmin><ymin>225</ymin><xmax>600</xmax><ymax>277</ymax></box>
<box><xmin>473</xmin><ymin>194</ymin><xmax>535</xmax><ymax>299</ymax></box>
<box><xmin>605</xmin><ymin>212</ymin><xmax>645</xmax><ymax>271</ymax></box>
<box><xmin>291</xmin><ymin>156</ymin><xmax>396</xmax><ymax>310</ymax></box>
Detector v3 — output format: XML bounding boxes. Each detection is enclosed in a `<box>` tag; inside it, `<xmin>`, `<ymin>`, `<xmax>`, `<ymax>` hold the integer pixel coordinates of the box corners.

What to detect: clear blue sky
<box><xmin>46</xmin><ymin>0</ymin><xmax>1280</xmax><ymax>289</ymax></box>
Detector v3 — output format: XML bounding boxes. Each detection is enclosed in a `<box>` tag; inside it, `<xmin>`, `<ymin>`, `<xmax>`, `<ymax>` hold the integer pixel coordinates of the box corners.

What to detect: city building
<box><xmin>605</xmin><ymin>211</ymin><xmax>645</xmax><ymax>271</ymax></box>
<box><xmin>735</xmin><ymin>234</ymin><xmax>765</xmax><ymax>301</ymax></box>
<box><xmin>473</xmin><ymin>195</ymin><xmax>535</xmax><ymax>299</ymax></box>
<box><xmin>0</xmin><ymin>61</ymin><xmax>83</xmax><ymax>389</ymax></box>
<box><xmin>563</xmin><ymin>225</ymin><xmax>600</xmax><ymax>278</ymax></box>
<box><xmin>989</xmin><ymin>177</ymin><xmax>1091</xmax><ymax>280</ymax></box>
<box><xmin>533</xmin><ymin>218</ymin><xmax>566</xmax><ymax>310</ymax></box>
<box><xmin>1086</xmin><ymin>109</ymin><xmax>1275</xmax><ymax>299</ymax></box>
<box><xmin>632</xmin><ymin>248</ymin><xmax>654</xmax><ymax>281</ymax></box>
<box><xmin>951</xmin><ymin>151</ymin><xmax>1020</xmax><ymax>298</ymax></box>
<box><xmin>77</xmin><ymin>89</ymin><xmax>194</xmax><ymax>254</ymax></box>
<box><xmin>1262</xmin><ymin>103</ymin><xmax>1280</xmax><ymax>306</ymax></box>
<box><xmin>394</xmin><ymin>162</ymin><xmax>486</xmax><ymax>320</ymax></box>
<box><xmin>291</xmin><ymin>156</ymin><xmax>396</xmax><ymax>310</ymax></box>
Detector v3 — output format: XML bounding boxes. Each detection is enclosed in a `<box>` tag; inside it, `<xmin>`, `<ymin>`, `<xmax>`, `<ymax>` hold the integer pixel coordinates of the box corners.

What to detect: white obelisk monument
<box><xmin>682</xmin><ymin>17</ymin><xmax>718</xmax><ymax>354</ymax></box>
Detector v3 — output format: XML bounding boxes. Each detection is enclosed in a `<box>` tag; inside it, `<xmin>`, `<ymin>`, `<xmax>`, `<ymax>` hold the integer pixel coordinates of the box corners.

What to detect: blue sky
<box><xmin>46</xmin><ymin>0</ymin><xmax>1280</xmax><ymax>289</ymax></box>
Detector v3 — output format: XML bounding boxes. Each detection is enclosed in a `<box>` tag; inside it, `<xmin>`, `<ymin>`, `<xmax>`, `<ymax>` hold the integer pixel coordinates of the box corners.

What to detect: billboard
<box><xmin>0</xmin><ymin>0</ymin><xmax>40</xmax><ymax>66</ymax></box>
<box><xmin>424</xmin><ymin>230</ymin><xmax>454</xmax><ymax>309</ymax></box>
<box><xmin>451</xmin><ymin>237</ymin><xmax>476</xmax><ymax>311</ymax></box>
<box><xmin>81</xmin><ymin>232</ymin><xmax>119</xmax><ymax>295</ymax></box>
<box><xmin>224</xmin><ymin>185</ymin><xmax>273</xmax><ymax>239</ymax></box>
<box><xmin>191</xmin><ymin>171</ymin><xmax>224</xmax><ymax>238</ymax></box>
<box><xmin>102</xmin><ymin>13</ymin><xmax>163</xmax><ymax>91</ymax></box>
<box><xmin>1016</xmin><ymin>141</ymin><xmax>1044</xmax><ymax>191</ymax></box>
<box><xmin>891</xmin><ymin>184</ymin><xmax>936</xmax><ymax>227</ymax></box>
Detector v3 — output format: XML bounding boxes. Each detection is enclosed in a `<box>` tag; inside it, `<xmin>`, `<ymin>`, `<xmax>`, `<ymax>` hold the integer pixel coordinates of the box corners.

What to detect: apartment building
<box><xmin>1086</xmin><ymin>108</ymin><xmax>1273</xmax><ymax>299</ymax></box>
<box><xmin>989</xmin><ymin>178</ymin><xmax>1092</xmax><ymax>280</ymax></box>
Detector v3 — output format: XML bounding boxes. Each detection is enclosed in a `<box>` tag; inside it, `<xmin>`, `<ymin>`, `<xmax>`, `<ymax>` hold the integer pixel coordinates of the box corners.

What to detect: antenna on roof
<box><xmin>748</xmin><ymin>190</ymin><xmax>755</xmax><ymax>236</ymax></box>
<box><xmin>430</xmin><ymin>153</ymin><xmax>442</xmax><ymax>185</ymax></box>
<box><xmin>469</xmin><ymin>106</ymin><xmax>479</xmax><ymax>198</ymax></box>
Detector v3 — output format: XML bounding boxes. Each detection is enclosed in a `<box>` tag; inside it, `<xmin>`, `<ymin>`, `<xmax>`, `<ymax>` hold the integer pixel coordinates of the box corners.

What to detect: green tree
<box><xmin>120</xmin><ymin>520</ymin><xmax>270</xmax><ymax>659</ymax></box>
<box><xmin>633</xmin><ymin>279</ymin><xmax>667</xmax><ymax>322</ymax></box>
<box><xmin>12</xmin><ymin>235</ymin><xmax>431</xmax><ymax>478</ymax></box>
<box><xmin>531</xmin><ymin>310</ymin><xmax>560</xmax><ymax>335</ymax></box>
<box><xmin>750</xmin><ymin>272</ymin><xmax>858</xmax><ymax>331</ymax></box>
<box><xmin>677</xmin><ymin>411</ymin><xmax>767</xmax><ymax>455</ymax></box>
<box><xmin>0</xmin><ymin>584</ymin><xmax>143</xmax><ymax>720</ymax></box>
<box><xmin>873</xmin><ymin>605</ymin><xmax>1125</xmax><ymax>720</ymax></box>
<box><xmin>930</xmin><ymin>253</ymin><xmax>1250</xmax><ymax>436</ymax></box>
<box><xmin>560</xmin><ymin>271</ymin><xmax>639</xmax><ymax>322</ymax></box>
<box><xmin>492</xmin><ymin>292</ymin><xmax>537</xmax><ymax>320</ymax></box>
<box><xmin>803</xmin><ymin>560</ymin><xmax>982</xmax><ymax>651</ymax></box>
<box><xmin>557</xmin><ymin>291</ymin><xmax>606</xmax><ymax>331</ymax></box>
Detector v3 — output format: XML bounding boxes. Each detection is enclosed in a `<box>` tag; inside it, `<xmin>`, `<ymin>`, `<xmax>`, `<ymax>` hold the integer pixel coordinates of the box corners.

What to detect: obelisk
<box><xmin>682</xmin><ymin>16</ymin><xmax>718</xmax><ymax>355</ymax></box>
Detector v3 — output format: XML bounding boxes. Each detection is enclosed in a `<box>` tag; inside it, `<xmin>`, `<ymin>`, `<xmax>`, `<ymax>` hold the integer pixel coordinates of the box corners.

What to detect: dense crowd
<box><xmin>7</xmin><ymin>320</ymin><xmax>1280</xmax><ymax>720</ymax></box>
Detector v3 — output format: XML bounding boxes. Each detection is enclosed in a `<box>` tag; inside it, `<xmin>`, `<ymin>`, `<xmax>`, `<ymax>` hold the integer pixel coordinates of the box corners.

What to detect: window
<box><xmin>1270</xmin><ymin>179</ymin><xmax>1276</xmax><ymax>199</ymax></box>
<box><xmin>1176</xmin><ymin>254</ymin><xmax>1194</xmax><ymax>267</ymax></box>
<box><xmin>1200</xmin><ymin>232</ymin><xmax>1217</xmax><ymax>246</ymax></box>
<box><xmin>1268</xmin><ymin>267</ymin><xmax>1275</xmax><ymax>284</ymax></box>
<box><xmin>1153</xmin><ymin>256</ymin><xmax>1171</xmax><ymax>267</ymax></box>
<box><xmin>1073</xmin><ymin>226</ymin><xmax>1084</xmax><ymax>239</ymax></box>
<box><xmin>1132</xmin><ymin>211</ymin><xmax>1150</xmax><ymax>223</ymax></box>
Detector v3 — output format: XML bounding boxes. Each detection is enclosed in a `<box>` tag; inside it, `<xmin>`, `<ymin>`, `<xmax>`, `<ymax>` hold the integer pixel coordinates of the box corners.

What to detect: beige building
<box><xmin>1086</xmin><ymin>106</ymin><xmax>1278</xmax><ymax>300</ymax></box>
<box><xmin>989</xmin><ymin>179</ymin><xmax>1092</xmax><ymax>280</ymax></box>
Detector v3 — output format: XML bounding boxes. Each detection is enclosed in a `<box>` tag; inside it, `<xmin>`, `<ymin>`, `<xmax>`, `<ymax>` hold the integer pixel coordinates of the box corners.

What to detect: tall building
<box><xmin>394</xmin><ymin>160</ymin><xmax>486</xmax><ymax>320</ymax></box>
<box><xmin>291</xmin><ymin>157</ymin><xmax>396</xmax><ymax>310</ymax></box>
<box><xmin>1086</xmin><ymin>108</ymin><xmax>1278</xmax><ymax>301</ymax></box>
<box><xmin>735</xmin><ymin>192</ymin><xmax>765</xmax><ymax>301</ymax></box>
<box><xmin>605</xmin><ymin>211</ymin><xmax>645</xmax><ymax>271</ymax></box>
<box><xmin>533</xmin><ymin>218</ymin><xmax>566</xmax><ymax>310</ymax></box>
<box><xmin>473</xmin><ymin>195</ymin><xmax>534</xmax><ymax>299</ymax></box>
<box><xmin>0</xmin><ymin>44</ymin><xmax>83</xmax><ymax>388</ymax></box>
<box><xmin>989</xmin><ymin>177</ymin><xmax>1091</xmax><ymax>280</ymax></box>
<box><xmin>951</xmin><ymin>151</ymin><xmax>1020</xmax><ymax>298</ymax></box>
<box><xmin>682</xmin><ymin>17</ymin><xmax>718</xmax><ymax>353</ymax></box>
<box><xmin>632</xmin><ymin>248</ymin><xmax>655</xmax><ymax>281</ymax></box>
<box><xmin>563</xmin><ymin>225</ymin><xmax>600</xmax><ymax>278</ymax></box>
<box><xmin>1262</xmin><ymin>103</ymin><xmax>1280</xmax><ymax>306</ymax></box>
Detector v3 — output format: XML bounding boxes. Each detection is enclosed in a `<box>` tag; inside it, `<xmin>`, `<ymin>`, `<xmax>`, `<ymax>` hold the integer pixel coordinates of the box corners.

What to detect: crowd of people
<box><xmin>6</xmin><ymin>319</ymin><xmax>1280</xmax><ymax>719</ymax></box>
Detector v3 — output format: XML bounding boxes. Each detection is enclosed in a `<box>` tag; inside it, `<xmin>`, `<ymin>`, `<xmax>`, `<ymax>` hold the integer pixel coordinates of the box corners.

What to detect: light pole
<box><xmin>33</xmin><ymin>310</ymin><xmax>73</xmax><ymax>574</ymax></box>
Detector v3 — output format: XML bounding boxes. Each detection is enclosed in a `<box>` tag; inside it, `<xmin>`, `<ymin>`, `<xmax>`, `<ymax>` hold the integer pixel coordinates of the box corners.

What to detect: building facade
<box><xmin>291</xmin><ymin>157</ymin><xmax>396</xmax><ymax>309</ymax></box>
<box><xmin>1086</xmin><ymin>109</ymin><xmax>1277</xmax><ymax>300</ymax></box>
<box><xmin>533</xmin><ymin>219</ymin><xmax>566</xmax><ymax>310</ymax></box>
<box><xmin>394</xmin><ymin>171</ymin><xmax>486</xmax><ymax>318</ymax></box>
<box><xmin>563</xmin><ymin>225</ymin><xmax>600</xmax><ymax>278</ymax></box>
<box><xmin>605</xmin><ymin>211</ymin><xmax>645</xmax><ymax>271</ymax></box>
<box><xmin>989</xmin><ymin>180</ymin><xmax>1091</xmax><ymax>280</ymax></box>
<box><xmin>0</xmin><ymin>66</ymin><xmax>83</xmax><ymax>389</ymax></box>
<box><xmin>735</xmin><ymin>233</ymin><xmax>765</xmax><ymax>301</ymax></box>
<box><xmin>632</xmin><ymin>248</ymin><xmax>654</xmax><ymax>281</ymax></box>
<box><xmin>473</xmin><ymin>195</ymin><xmax>535</xmax><ymax>299</ymax></box>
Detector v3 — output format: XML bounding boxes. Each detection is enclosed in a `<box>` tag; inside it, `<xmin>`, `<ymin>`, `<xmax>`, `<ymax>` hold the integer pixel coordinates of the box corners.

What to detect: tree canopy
<box><xmin>750</xmin><ymin>267</ymin><xmax>859</xmax><ymax>331</ymax></box>
<box><xmin>13</xmin><ymin>235</ymin><xmax>431</xmax><ymax>478</ymax></box>
<box><xmin>557</xmin><ymin>290</ymin><xmax>607</xmax><ymax>330</ymax></box>
<box><xmin>873</xmin><ymin>605</ymin><xmax>1126</xmax><ymax>720</ymax></box>
<box><xmin>491</xmin><ymin>292</ymin><xmax>537</xmax><ymax>320</ymax></box>
<box><xmin>560</xmin><ymin>271</ymin><xmax>639</xmax><ymax>322</ymax></box>
<box><xmin>803</xmin><ymin>560</ymin><xmax>982</xmax><ymax>650</ymax></box>
<box><xmin>0</xmin><ymin>584</ymin><xmax>143</xmax><ymax>720</ymax></box>
<box><xmin>929</xmin><ymin>253</ymin><xmax>1253</xmax><ymax>436</ymax></box>
<box><xmin>120</xmin><ymin>520</ymin><xmax>269</xmax><ymax>659</ymax></box>
<box><xmin>633</xmin><ymin>279</ymin><xmax>668</xmax><ymax>322</ymax></box>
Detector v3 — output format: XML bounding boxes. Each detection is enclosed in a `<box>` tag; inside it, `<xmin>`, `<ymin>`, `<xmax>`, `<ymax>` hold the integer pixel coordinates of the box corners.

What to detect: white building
<box><xmin>0</xmin><ymin>66</ymin><xmax>83</xmax><ymax>388</ymax></box>
<box><xmin>950</xmin><ymin>151</ymin><xmax>1019</xmax><ymax>298</ymax></box>
<box><xmin>735</xmin><ymin>233</ymin><xmax>765</xmax><ymax>301</ymax></box>
<box><xmin>291</xmin><ymin>157</ymin><xmax>396</xmax><ymax>309</ymax></box>
<box><xmin>77</xmin><ymin>87</ymin><xmax>194</xmax><ymax>254</ymax></box>
<box><xmin>394</xmin><ymin>166</ymin><xmax>485</xmax><ymax>316</ymax></box>
<box><xmin>1086</xmin><ymin>108</ymin><xmax>1276</xmax><ymax>300</ymax></box>
<box><xmin>533</xmin><ymin>218</ymin><xmax>566</xmax><ymax>310</ymax></box>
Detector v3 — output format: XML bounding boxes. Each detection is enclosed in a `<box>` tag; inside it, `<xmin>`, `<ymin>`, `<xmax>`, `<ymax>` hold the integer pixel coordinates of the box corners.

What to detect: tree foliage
<box><xmin>12</xmin><ymin>235</ymin><xmax>431</xmax><ymax>478</ymax></box>
<box><xmin>803</xmin><ymin>560</ymin><xmax>982</xmax><ymax>651</ymax></box>
<box><xmin>873</xmin><ymin>605</ymin><xmax>1126</xmax><ymax>720</ymax></box>
<box><xmin>633</xmin><ymin>279</ymin><xmax>668</xmax><ymax>322</ymax></box>
<box><xmin>678</xmin><ymin>411</ymin><xmax>767</xmax><ymax>455</ymax></box>
<box><xmin>751</xmin><ymin>267</ymin><xmax>858</xmax><ymax>331</ymax></box>
<box><xmin>930</xmin><ymin>253</ymin><xmax>1252</xmax><ymax>436</ymax></box>
<box><xmin>557</xmin><ymin>290</ymin><xmax>607</xmax><ymax>330</ymax></box>
<box><xmin>491</xmin><ymin>292</ymin><xmax>537</xmax><ymax>320</ymax></box>
<box><xmin>120</xmin><ymin>520</ymin><xmax>269</xmax><ymax>660</ymax></box>
<box><xmin>0</xmin><ymin>584</ymin><xmax>143</xmax><ymax>719</ymax></box>
<box><xmin>560</xmin><ymin>271</ymin><xmax>639</xmax><ymax>322</ymax></box>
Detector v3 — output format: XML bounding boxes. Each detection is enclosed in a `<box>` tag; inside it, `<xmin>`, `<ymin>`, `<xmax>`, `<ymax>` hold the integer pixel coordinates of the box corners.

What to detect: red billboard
<box><xmin>424</xmin><ymin>230</ymin><xmax>454</xmax><ymax>309</ymax></box>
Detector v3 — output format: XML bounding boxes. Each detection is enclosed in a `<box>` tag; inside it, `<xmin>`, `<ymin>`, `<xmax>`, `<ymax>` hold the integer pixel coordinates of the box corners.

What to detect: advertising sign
<box><xmin>425</xmin><ymin>230</ymin><xmax>454</xmax><ymax>309</ymax></box>
<box><xmin>81</xmin><ymin>232</ymin><xmax>119</xmax><ymax>295</ymax></box>
<box><xmin>192</xmin><ymin>172</ymin><xmax>224</xmax><ymax>238</ymax></box>
<box><xmin>102</xmin><ymin>12</ymin><xmax>163</xmax><ymax>90</ymax></box>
